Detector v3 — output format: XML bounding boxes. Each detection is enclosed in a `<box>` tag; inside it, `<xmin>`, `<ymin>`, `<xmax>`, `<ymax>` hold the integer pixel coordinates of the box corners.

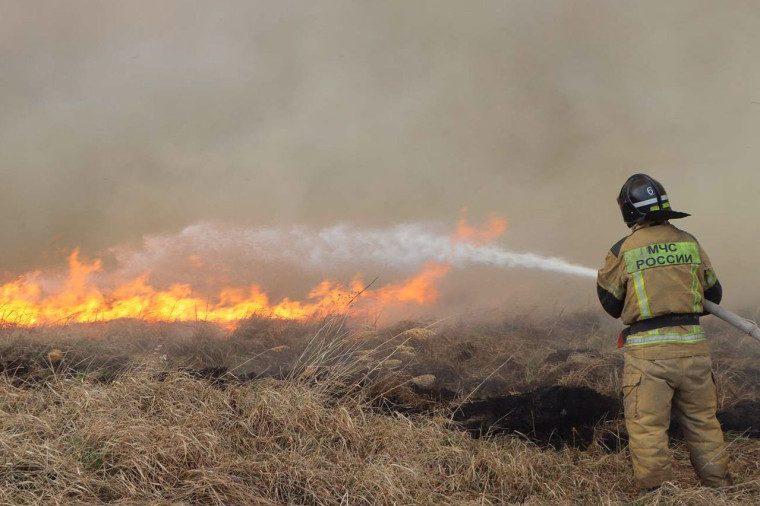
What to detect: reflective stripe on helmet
<box><xmin>648</xmin><ymin>202</ymin><xmax>671</xmax><ymax>212</ymax></box>
<box><xmin>633</xmin><ymin>195</ymin><xmax>670</xmax><ymax>208</ymax></box>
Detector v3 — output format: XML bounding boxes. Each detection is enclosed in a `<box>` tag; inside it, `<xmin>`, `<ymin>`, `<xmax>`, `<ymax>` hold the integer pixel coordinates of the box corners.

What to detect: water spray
<box><xmin>116</xmin><ymin>222</ymin><xmax>601</xmax><ymax>279</ymax></box>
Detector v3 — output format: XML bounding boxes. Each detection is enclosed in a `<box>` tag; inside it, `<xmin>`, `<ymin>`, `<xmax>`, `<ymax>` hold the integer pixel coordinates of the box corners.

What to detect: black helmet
<box><xmin>617</xmin><ymin>174</ymin><xmax>690</xmax><ymax>227</ymax></box>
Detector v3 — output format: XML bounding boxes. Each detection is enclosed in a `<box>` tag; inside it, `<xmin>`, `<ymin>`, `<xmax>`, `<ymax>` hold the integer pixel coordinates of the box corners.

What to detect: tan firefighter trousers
<box><xmin>622</xmin><ymin>354</ymin><xmax>731</xmax><ymax>488</ymax></box>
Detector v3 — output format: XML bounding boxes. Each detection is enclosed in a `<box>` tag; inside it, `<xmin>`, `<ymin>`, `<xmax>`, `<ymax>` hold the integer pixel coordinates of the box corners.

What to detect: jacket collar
<box><xmin>632</xmin><ymin>220</ymin><xmax>670</xmax><ymax>232</ymax></box>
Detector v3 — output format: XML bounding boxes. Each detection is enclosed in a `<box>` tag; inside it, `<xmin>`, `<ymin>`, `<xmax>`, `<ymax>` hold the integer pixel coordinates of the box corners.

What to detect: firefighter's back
<box><xmin>618</xmin><ymin>222</ymin><xmax>717</xmax><ymax>359</ymax></box>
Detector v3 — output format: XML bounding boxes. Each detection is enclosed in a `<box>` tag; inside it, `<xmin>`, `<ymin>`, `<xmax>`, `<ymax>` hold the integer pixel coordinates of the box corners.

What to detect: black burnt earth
<box><xmin>0</xmin><ymin>359</ymin><xmax>29</xmax><ymax>377</ymax></box>
<box><xmin>453</xmin><ymin>385</ymin><xmax>622</xmax><ymax>449</ymax></box>
<box><xmin>717</xmin><ymin>399</ymin><xmax>760</xmax><ymax>437</ymax></box>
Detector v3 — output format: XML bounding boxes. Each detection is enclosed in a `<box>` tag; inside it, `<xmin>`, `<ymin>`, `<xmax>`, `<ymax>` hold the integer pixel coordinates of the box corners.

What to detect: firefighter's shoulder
<box><xmin>608</xmin><ymin>234</ymin><xmax>631</xmax><ymax>258</ymax></box>
<box><xmin>668</xmin><ymin>223</ymin><xmax>701</xmax><ymax>245</ymax></box>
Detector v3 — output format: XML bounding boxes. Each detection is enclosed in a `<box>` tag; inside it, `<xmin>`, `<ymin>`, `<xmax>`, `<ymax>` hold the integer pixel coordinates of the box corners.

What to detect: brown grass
<box><xmin>0</xmin><ymin>312</ymin><xmax>758</xmax><ymax>504</ymax></box>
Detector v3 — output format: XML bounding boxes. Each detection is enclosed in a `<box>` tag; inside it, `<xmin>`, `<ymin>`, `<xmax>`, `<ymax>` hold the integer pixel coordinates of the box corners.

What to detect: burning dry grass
<box><xmin>1</xmin><ymin>312</ymin><xmax>759</xmax><ymax>504</ymax></box>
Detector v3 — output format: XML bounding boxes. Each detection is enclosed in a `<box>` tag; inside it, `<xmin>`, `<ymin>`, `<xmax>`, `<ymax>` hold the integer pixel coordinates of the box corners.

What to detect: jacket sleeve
<box><xmin>597</xmin><ymin>248</ymin><xmax>626</xmax><ymax>319</ymax></box>
<box><xmin>699</xmin><ymin>245</ymin><xmax>723</xmax><ymax>305</ymax></box>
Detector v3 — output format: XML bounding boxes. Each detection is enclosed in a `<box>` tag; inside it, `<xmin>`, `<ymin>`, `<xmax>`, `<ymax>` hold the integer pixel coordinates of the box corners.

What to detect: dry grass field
<box><xmin>1</xmin><ymin>312</ymin><xmax>758</xmax><ymax>505</ymax></box>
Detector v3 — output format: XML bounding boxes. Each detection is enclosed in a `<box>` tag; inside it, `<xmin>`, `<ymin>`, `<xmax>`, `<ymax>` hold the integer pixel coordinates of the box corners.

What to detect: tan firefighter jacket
<box><xmin>597</xmin><ymin>221</ymin><xmax>722</xmax><ymax>359</ymax></box>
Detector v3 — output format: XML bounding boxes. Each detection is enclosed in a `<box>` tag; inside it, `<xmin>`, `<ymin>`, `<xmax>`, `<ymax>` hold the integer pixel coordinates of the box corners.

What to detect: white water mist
<box><xmin>110</xmin><ymin>222</ymin><xmax>598</xmax><ymax>280</ymax></box>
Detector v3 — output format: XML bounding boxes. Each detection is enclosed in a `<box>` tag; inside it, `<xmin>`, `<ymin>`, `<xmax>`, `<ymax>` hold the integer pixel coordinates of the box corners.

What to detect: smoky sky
<box><xmin>1</xmin><ymin>1</ymin><xmax>759</xmax><ymax>308</ymax></box>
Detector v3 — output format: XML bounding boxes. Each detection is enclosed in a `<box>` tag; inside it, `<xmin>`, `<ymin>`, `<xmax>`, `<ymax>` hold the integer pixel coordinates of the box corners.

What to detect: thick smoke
<box><xmin>1</xmin><ymin>1</ymin><xmax>758</xmax><ymax>310</ymax></box>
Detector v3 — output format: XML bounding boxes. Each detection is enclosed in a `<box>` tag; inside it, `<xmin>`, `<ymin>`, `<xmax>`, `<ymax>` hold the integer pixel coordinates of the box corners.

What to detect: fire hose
<box><xmin>703</xmin><ymin>300</ymin><xmax>760</xmax><ymax>343</ymax></box>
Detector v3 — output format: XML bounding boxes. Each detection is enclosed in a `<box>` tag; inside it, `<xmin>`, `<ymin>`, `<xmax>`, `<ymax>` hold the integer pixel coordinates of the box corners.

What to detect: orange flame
<box><xmin>373</xmin><ymin>262</ymin><xmax>451</xmax><ymax>305</ymax></box>
<box><xmin>0</xmin><ymin>251</ymin><xmax>450</xmax><ymax>327</ymax></box>
<box><xmin>0</xmin><ymin>215</ymin><xmax>505</xmax><ymax>328</ymax></box>
<box><xmin>453</xmin><ymin>207</ymin><xmax>507</xmax><ymax>245</ymax></box>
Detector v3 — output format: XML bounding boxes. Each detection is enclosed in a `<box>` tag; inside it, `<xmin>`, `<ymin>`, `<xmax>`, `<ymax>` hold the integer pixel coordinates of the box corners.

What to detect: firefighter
<box><xmin>597</xmin><ymin>174</ymin><xmax>731</xmax><ymax>489</ymax></box>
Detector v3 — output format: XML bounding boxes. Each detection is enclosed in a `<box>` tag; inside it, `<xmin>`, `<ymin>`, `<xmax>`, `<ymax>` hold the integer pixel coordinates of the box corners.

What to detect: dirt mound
<box><xmin>452</xmin><ymin>385</ymin><xmax>621</xmax><ymax>449</ymax></box>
